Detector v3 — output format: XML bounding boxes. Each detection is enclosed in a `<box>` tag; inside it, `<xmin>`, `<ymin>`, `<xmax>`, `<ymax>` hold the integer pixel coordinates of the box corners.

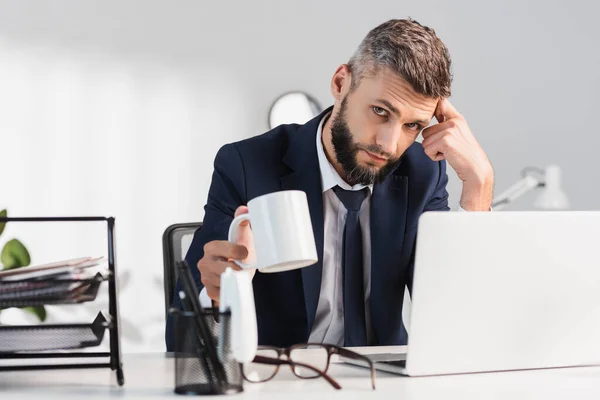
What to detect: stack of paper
<box><xmin>0</xmin><ymin>257</ymin><xmax>107</xmax><ymax>305</ymax></box>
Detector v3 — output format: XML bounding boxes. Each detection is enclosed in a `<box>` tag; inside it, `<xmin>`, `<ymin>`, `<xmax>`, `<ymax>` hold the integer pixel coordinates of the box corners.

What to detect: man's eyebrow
<box><xmin>375</xmin><ymin>98</ymin><xmax>430</xmax><ymax>125</ymax></box>
<box><xmin>375</xmin><ymin>99</ymin><xmax>400</xmax><ymax>116</ymax></box>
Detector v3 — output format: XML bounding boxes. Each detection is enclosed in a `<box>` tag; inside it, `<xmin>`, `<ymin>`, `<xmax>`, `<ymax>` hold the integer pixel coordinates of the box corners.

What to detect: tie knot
<box><xmin>332</xmin><ymin>186</ymin><xmax>369</xmax><ymax>211</ymax></box>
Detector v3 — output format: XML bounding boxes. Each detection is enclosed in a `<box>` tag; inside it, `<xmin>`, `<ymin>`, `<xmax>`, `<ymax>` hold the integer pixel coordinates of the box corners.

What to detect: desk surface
<box><xmin>2</xmin><ymin>346</ymin><xmax>600</xmax><ymax>399</ymax></box>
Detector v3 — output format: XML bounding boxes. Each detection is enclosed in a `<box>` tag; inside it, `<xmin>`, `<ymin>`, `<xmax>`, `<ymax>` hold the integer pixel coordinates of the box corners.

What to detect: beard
<box><xmin>329</xmin><ymin>97</ymin><xmax>401</xmax><ymax>186</ymax></box>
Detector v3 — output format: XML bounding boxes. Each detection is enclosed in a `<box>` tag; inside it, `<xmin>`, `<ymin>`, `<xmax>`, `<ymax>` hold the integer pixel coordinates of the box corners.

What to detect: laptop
<box><xmin>342</xmin><ymin>211</ymin><xmax>600</xmax><ymax>376</ymax></box>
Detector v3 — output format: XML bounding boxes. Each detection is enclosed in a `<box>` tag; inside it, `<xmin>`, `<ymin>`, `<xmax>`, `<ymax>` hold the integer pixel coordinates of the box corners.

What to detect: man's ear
<box><xmin>330</xmin><ymin>64</ymin><xmax>352</xmax><ymax>101</ymax></box>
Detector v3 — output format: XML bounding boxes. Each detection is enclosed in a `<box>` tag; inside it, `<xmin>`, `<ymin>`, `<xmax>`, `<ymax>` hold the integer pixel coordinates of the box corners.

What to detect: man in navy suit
<box><xmin>166</xmin><ymin>19</ymin><xmax>493</xmax><ymax>350</ymax></box>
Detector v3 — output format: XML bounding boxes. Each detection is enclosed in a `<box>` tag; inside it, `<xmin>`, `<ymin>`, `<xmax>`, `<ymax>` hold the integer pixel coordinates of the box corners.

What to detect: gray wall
<box><xmin>1</xmin><ymin>0</ymin><xmax>597</xmax><ymax>209</ymax></box>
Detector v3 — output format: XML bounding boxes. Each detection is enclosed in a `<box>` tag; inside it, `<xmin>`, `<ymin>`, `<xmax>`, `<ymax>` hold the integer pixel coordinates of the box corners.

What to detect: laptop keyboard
<box><xmin>367</xmin><ymin>353</ymin><xmax>407</xmax><ymax>363</ymax></box>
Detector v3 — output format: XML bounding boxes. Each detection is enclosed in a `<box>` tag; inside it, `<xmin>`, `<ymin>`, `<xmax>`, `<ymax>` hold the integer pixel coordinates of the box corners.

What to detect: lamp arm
<box><xmin>491</xmin><ymin>175</ymin><xmax>542</xmax><ymax>210</ymax></box>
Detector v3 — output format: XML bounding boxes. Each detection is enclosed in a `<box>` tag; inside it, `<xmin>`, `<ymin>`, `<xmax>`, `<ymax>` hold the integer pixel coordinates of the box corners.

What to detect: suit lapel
<box><xmin>280</xmin><ymin>109</ymin><xmax>330</xmax><ymax>336</ymax></box>
<box><xmin>369</xmin><ymin>173</ymin><xmax>409</xmax><ymax>344</ymax></box>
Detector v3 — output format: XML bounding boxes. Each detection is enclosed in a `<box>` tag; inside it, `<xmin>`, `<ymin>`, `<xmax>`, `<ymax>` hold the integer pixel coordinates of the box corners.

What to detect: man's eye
<box><xmin>372</xmin><ymin>106</ymin><xmax>388</xmax><ymax>117</ymax></box>
<box><xmin>406</xmin><ymin>123</ymin><xmax>421</xmax><ymax>130</ymax></box>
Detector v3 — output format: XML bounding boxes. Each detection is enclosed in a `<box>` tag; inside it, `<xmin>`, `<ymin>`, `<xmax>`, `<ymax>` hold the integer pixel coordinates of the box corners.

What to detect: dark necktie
<box><xmin>332</xmin><ymin>186</ymin><xmax>369</xmax><ymax>346</ymax></box>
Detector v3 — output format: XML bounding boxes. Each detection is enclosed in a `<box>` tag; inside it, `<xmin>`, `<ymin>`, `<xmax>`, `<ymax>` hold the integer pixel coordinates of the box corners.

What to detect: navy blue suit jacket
<box><xmin>165</xmin><ymin>107</ymin><xmax>450</xmax><ymax>351</ymax></box>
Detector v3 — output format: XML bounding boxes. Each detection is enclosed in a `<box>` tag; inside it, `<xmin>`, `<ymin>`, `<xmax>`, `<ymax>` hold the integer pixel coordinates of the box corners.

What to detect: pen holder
<box><xmin>171</xmin><ymin>308</ymin><xmax>243</xmax><ymax>395</ymax></box>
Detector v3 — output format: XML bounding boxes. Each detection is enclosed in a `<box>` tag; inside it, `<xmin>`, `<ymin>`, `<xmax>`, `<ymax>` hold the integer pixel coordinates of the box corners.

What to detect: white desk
<box><xmin>2</xmin><ymin>346</ymin><xmax>600</xmax><ymax>399</ymax></box>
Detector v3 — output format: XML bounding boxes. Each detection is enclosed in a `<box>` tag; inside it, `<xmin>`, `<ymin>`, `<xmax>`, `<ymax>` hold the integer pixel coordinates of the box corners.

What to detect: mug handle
<box><xmin>227</xmin><ymin>214</ymin><xmax>256</xmax><ymax>269</ymax></box>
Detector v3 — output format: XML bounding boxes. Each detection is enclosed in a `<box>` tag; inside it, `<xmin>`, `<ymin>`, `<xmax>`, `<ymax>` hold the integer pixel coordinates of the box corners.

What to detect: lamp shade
<box><xmin>534</xmin><ymin>165</ymin><xmax>570</xmax><ymax>210</ymax></box>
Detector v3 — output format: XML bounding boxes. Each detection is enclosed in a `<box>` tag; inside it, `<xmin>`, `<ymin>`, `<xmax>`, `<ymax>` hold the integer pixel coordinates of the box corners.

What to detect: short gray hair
<box><xmin>347</xmin><ymin>18</ymin><xmax>452</xmax><ymax>98</ymax></box>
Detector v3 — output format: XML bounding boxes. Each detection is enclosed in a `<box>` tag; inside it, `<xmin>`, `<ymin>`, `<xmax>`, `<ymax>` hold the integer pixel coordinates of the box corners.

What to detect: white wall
<box><xmin>0</xmin><ymin>0</ymin><xmax>598</xmax><ymax>351</ymax></box>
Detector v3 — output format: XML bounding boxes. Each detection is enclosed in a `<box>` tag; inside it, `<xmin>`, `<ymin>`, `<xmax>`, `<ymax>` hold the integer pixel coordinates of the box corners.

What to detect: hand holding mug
<box><xmin>197</xmin><ymin>206</ymin><xmax>256</xmax><ymax>303</ymax></box>
<box><xmin>198</xmin><ymin>190</ymin><xmax>318</xmax><ymax>303</ymax></box>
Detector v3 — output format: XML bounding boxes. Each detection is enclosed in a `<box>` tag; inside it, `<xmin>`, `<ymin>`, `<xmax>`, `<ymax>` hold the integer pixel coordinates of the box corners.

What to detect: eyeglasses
<box><xmin>242</xmin><ymin>343</ymin><xmax>376</xmax><ymax>390</ymax></box>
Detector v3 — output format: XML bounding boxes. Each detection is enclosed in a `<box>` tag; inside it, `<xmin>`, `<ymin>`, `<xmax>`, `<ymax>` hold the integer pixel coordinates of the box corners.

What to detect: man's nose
<box><xmin>375</xmin><ymin>127</ymin><xmax>400</xmax><ymax>156</ymax></box>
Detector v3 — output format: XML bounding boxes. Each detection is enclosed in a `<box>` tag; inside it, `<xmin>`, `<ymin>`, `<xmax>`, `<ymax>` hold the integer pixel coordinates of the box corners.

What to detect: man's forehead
<box><xmin>360</xmin><ymin>68</ymin><xmax>439</xmax><ymax>114</ymax></box>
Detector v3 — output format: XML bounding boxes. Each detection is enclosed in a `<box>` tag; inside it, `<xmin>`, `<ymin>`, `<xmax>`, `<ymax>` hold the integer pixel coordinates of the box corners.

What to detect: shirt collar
<box><xmin>315</xmin><ymin>112</ymin><xmax>373</xmax><ymax>194</ymax></box>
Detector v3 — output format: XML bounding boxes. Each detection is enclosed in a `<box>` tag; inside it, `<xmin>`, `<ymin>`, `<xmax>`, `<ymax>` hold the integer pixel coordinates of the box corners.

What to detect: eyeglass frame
<box><xmin>242</xmin><ymin>343</ymin><xmax>376</xmax><ymax>390</ymax></box>
<box><xmin>248</xmin><ymin>354</ymin><xmax>342</xmax><ymax>389</ymax></box>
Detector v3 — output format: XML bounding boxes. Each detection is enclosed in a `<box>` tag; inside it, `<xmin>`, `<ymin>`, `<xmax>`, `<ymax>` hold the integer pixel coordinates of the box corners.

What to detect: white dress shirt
<box><xmin>308</xmin><ymin>112</ymin><xmax>373</xmax><ymax>345</ymax></box>
<box><xmin>200</xmin><ymin>112</ymin><xmax>472</xmax><ymax>343</ymax></box>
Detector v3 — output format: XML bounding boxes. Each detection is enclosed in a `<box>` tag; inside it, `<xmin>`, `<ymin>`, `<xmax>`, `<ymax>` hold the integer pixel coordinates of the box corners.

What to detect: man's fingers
<box><xmin>234</xmin><ymin>206</ymin><xmax>251</xmax><ymax>228</ymax></box>
<box><xmin>212</xmin><ymin>260</ymin><xmax>243</xmax><ymax>275</ymax></box>
<box><xmin>422</xmin><ymin>118</ymin><xmax>461</xmax><ymax>139</ymax></box>
<box><xmin>234</xmin><ymin>205</ymin><xmax>249</xmax><ymax>218</ymax></box>
<box><xmin>436</xmin><ymin>98</ymin><xmax>460</xmax><ymax>121</ymax></box>
<box><xmin>201</xmin><ymin>271</ymin><xmax>221</xmax><ymax>288</ymax></box>
<box><xmin>204</xmin><ymin>240</ymin><xmax>249</xmax><ymax>261</ymax></box>
<box><xmin>422</xmin><ymin>123</ymin><xmax>443</xmax><ymax>139</ymax></box>
<box><xmin>228</xmin><ymin>243</ymin><xmax>249</xmax><ymax>260</ymax></box>
<box><xmin>424</xmin><ymin>144</ymin><xmax>442</xmax><ymax>161</ymax></box>
<box><xmin>205</xmin><ymin>286</ymin><xmax>220</xmax><ymax>302</ymax></box>
<box><xmin>434</xmin><ymin>99</ymin><xmax>445</xmax><ymax>123</ymax></box>
<box><xmin>421</xmin><ymin>129</ymin><xmax>449</xmax><ymax>147</ymax></box>
<box><xmin>425</xmin><ymin>148</ymin><xmax>445</xmax><ymax>162</ymax></box>
<box><xmin>234</xmin><ymin>206</ymin><xmax>251</xmax><ymax>227</ymax></box>
<box><xmin>423</xmin><ymin>136</ymin><xmax>450</xmax><ymax>161</ymax></box>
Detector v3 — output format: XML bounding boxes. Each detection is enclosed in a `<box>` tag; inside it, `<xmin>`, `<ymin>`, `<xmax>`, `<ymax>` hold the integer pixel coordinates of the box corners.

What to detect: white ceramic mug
<box><xmin>227</xmin><ymin>190</ymin><xmax>318</xmax><ymax>273</ymax></box>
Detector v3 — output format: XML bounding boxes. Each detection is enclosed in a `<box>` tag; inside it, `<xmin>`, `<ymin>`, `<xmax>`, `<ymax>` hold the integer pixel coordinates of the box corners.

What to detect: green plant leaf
<box><xmin>1</xmin><ymin>239</ymin><xmax>31</xmax><ymax>270</ymax></box>
<box><xmin>0</xmin><ymin>209</ymin><xmax>6</xmax><ymax>237</ymax></box>
<box><xmin>22</xmin><ymin>306</ymin><xmax>47</xmax><ymax>322</ymax></box>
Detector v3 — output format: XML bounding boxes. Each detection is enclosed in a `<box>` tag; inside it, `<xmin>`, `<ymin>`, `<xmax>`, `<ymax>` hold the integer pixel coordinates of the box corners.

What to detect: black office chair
<box><xmin>162</xmin><ymin>222</ymin><xmax>202</xmax><ymax>319</ymax></box>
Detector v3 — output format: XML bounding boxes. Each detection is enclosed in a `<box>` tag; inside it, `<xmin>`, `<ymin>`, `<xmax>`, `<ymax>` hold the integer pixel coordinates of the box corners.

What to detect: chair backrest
<box><xmin>162</xmin><ymin>222</ymin><xmax>202</xmax><ymax>318</ymax></box>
